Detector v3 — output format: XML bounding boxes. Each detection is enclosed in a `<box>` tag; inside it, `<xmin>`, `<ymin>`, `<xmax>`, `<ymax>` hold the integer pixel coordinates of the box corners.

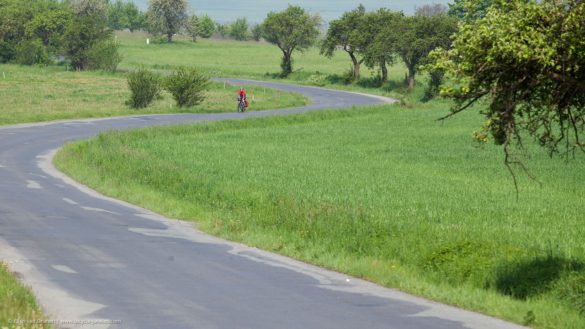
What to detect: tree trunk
<box><xmin>407</xmin><ymin>64</ymin><xmax>416</xmax><ymax>91</ymax></box>
<box><xmin>349</xmin><ymin>52</ymin><xmax>360</xmax><ymax>81</ymax></box>
<box><xmin>380</xmin><ymin>58</ymin><xmax>388</xmax><ymax>83</ymax></box>
<box><xmin>167</xmin><ymin>32</ymin><xmax>173</xmax><ymax>43</ymax></box>
<box><xmin>281</xmin><ymin>50</ymin><xmax>293</xmax><ymax>77</ymax></box>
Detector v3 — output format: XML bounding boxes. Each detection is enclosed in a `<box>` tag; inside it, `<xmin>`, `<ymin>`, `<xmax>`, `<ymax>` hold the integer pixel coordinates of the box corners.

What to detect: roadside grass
<box><xmin>0</xmin><ymin>64</ymin><xmax>306</xmax><ymax>125</ymax></box>
<box><xmin>0</xmin><ymin>263</ymin><xmax>49</xmax><ymax>329</ymax></box>
<box><xmin>55</xmin><ymin>105</ymin><xmax>585</xmax><ymax>329</ymax></box>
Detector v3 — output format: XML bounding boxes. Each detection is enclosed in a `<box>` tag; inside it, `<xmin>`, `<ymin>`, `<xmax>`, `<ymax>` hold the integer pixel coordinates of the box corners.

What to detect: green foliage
<box><xmin>164</xmin><ymin>67</ymin><xmax>209</xmax><ymax>107</ymax></box>
<box><xmin>354</xmin><ymin>9</ymin><xmax>403</xmax><ymax>82</ymax></box>
<box><xmin>381</xmin><ymin>14</ymin><xmax>457</xmax><ymax>90</ymax></box>
<box><xmin>197</xmin><ymin>14</ymin><xmax>214</xmax><ymax>38</ymax></box>
<box><xmin>108</xmin><ymin>0</ymin><xmax>145</xmax><ymax>32</ymax></box>
<box><xmin>423</xmin><ymin>240</ymin><xmax>498</xmax><ymax>286</ymax></box>
<box><xmin>185</xmin><ymin>15</ymin><xmax>198</xmax><ymax>42</ymax></box>
<box><xmin>215</xmin><ymin>22</ymin><xmax>229</xmax><ymax>38</ymax></box>
<box><xmin>320</xmin><ymin>5</ymin><xmax>366</xmax><ymax>81</ymax></box>
<box><xmin>86</xmin><ymin>38</ymin><xmax>121</xmax><ymax>71</ymax></box>
<box><xmin>126</xmin><ymin>68</ymin><xmax>161</xmax><ymax>109</ymax></box>
<box><xmin>0</xmin><ymin>41</ymin><xmax>15</xmax><ymax>63</ymax></box>
<box><xmin>146</xmin><ymin>0</ymin><xmax>188</xmax><ymax>42</ymax></box>
<box><xmin>448</xmin><ymin>0</ymin><xmax>494</xmax><ymax>21</ymax></box>
<box><xmin>0</xmin><ymin>0</ymin><xmax>65</xmax><ymax>62</ymax></box>
<box><xmin>0</xmin><ymin>0</ymin><xmax>121</xmax><ymax>69</ymax></box>
<box><xmin>261</xmin><ymin>5</ymin><xmax>321</xmax><ymax>77</ymax></box>
<box><xmin>250</xmin><ymin>24</ymin><xmax>262</xmax><ymax>42</ymax></box>
<box><xmin>431</xmin><ymin>0</ymin><xmax>585</xmax><ymax>158</ymax></box>
<box><xmin>24</xmin><ymin>8</ymin><xmax>71</xmax><ymax>53</ymax></box>
<box><xmin>229</xmin><ymin>17</ymin><xmax>249</xmax><ymax>41</ymax></box>
<box><xmin>14</xmin><ymin>38</ymin><xmax>50</xmax><ymax>65</ymax></box>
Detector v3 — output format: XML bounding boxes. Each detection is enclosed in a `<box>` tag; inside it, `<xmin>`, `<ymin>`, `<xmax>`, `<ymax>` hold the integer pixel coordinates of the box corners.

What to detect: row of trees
<box><xmin>0</xmin><ymin>0</ymin><xmax>120</xmax><ymax>70</ymax></box>
<box><xmin>259</xmin><ymin>4</ymin><xmax>457</xmax><ymax>91</ymax></box>
<box><xmin>146</xmin><ymin>0</ymin><xmax>261</xmax><ymax>43</ymax></box>
<box><xmin>321</xmin><ymin>5</ymin><xmax>458</xmax><ymax>91</ymax></box>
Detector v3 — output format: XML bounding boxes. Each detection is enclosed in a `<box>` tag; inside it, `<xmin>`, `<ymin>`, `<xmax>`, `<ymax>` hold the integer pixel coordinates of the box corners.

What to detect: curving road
<box><xmin>0</xmin><ymin>80</ymin><xmax>527</xmax><ymax>329</ymax></box>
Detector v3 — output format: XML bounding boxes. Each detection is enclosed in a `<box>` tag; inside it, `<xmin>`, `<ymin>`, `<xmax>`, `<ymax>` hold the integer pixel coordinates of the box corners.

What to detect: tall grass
<box><xmin>0</xmin><ymin>263</ymin><xmax>48</xmax><ymax>329</ymax></box>
<box><xmin>55</xmin><ymin>105</ymin><xmax>585</xmax><ymax>329</ymax></box>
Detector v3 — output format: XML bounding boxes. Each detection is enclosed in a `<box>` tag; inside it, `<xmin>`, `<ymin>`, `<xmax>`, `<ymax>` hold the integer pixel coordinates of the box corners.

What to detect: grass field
<box><xmin>115</xmin><ymin>31</ymin><xmax>418</xmax><ymax>101</ymax></box>
<box><xmin>0</xmin><ymin>263</ymin><xmax>48</xmax><ymax>329</ymax></box>
<box><xmin>55</xmin><ymin>105</ymin><xmax>585</xmax><ymax>329</ymax></box>
<box><xmin>0</xmin><ymin>64</ymin><xmax>306</xmax><ymax>125</ymax></box>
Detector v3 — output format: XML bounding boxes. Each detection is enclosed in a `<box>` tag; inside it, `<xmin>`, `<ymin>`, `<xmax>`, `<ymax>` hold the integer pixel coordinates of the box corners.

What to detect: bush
<box><xmin>86</xmin><ymin>39</ymin><xmax>122</xmax><ymax>72</ymax></box>
<box><xmin>15</xmin><ymin>39</ymin><xmax>50</xmax><ymax>65</ymax></box>
<box><xmin>229</xmin><ymin>17</ymin><xmax>249</xmax><ymax>41</ymax></box>
<box><xmin>164</xmin><ymin>67</ymin><xmax>209</xmax><ymax>107</ymax></box>
<box><xmin>251</xmin><ymin>24</ymin><xmax>262</xmax><ymax>41</ymax></box>
<box><xmin>0</xmin><ymin>41</ymin><xmax>16</xmax><ymax>63</ymax></box>
<box><xmin>126</xmin><ymin>69</ymin><xmax>162</xmax><ymax>109</ymax></box>
<box><xmin>197</xmin><ymin>14</ymin><xmax>215</xmax><ymax>38</ymax></box>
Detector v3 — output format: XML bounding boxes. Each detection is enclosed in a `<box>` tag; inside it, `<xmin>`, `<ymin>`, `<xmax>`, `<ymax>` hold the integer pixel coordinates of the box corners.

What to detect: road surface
<box><xmin>0</xmin><ymin>80</ymin><xmax>527</xmax><ymax>329</ymax></box>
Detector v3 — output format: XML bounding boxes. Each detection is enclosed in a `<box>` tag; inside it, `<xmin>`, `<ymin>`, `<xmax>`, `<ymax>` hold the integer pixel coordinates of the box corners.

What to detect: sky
<box><xmin>133</xmin><ymin>0</ymin><xmax>453</xmax><ymax>23</ymax></box>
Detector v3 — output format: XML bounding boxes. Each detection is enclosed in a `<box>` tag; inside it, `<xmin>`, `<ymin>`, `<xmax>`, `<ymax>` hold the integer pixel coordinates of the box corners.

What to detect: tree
<box><xmin>64</xmin><ymin>0</ymin><xmax>115</xmax><ymax>70</ymax></box>
<box><xmin>448</xmin><ymin>0</ymin><xmax>493</xmax><ymax>21</ymax></box>
<box><xmin>382</xmin><ymin>14</ymin><xmax>457</xmax><ymax>90</ymax></box>
<box><xmin>25</xmin><ymin>8</ymin><xmax>72</xmax><ymax>53</ymax></box>
<box><xmin>250</xmin><ymin>24</ymin><xmax>262</xmax><ymax>42</ymax></box>
<box><xmin>431</xmin><ymin>0</ymin><xmax>585</xmax><ymax>169</ymax></box>
<box><xmin>197</xmin><ymin>14</ymin><xmax>214</xmax><ymax>38</ymax></box>
<box><xmin>185</xmin><ymin>14</ymin><xmax>198</xmax><ymax>42</ymax></box>
<box><xmin>108</xmin><ymin>1</ymin><xmax>144</xmax><ymax>32</ymax></box>
<box><xmin>262</xmin><ymin>5</ymin><xmax>320</xmax><ymax>77</ymax></box>
<box><xmin>355</xmin><ymin>9</ymin><xmax>402</xmax><ymax>83</ymax></box>
<box><xmin>415</xmin><ymin>3</ymin><xmax>448</xmax><ymax>17</ymax></box>
<box><xmin>147</xmin><ymin>0</ymin><xmax>187</xmax><ymax>42</ymax></box>
<box><xmin>215</xmin><ymin>22</ymin><xmax>229</xmax><ymax>38</ymax></box>
<box><xmin>0</xmin><ymin>0</ymin><xmax>63</xmax><ymax>62</ymax></box>
<box><xmin>229</xmin><ymin>17</ymin><xmax>249</xmax><ymax>41</ymax></box>
<box><xmin>107</xmin><ymin>0</ymin><xmax>127</xmax><ymax>30</ymax></box>
<box><xmin>320</xmin><ymin>5</ymin><xmax>366</xmax><ymax>81</ymax></box>
<box><xmin>124</xmin><ymin>2</ymin><xmax>145</xmax><ymax>32</ymax></box>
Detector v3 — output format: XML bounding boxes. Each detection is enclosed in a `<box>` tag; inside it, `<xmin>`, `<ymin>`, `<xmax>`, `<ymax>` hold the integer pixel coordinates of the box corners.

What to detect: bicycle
<box><xmin>237</xmin><ymin>97</ymin><xmax>247</xmax><ymax>112</ymax></box>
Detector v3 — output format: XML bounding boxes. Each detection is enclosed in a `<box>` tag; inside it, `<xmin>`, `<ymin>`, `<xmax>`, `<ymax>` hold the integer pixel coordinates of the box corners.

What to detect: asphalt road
<box><xmin>0</xmin><ymin>80</ymin><xmax>527</xmax><ymax>329</ymax></box>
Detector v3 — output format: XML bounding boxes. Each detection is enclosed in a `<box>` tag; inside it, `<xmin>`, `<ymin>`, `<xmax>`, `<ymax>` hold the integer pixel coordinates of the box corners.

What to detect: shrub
<box><xmin>164</xmin><ymin>67</ymin><xmax>209</xmax><ymax>107</ymax></box>
<box><xmin>126</xmin><ymin>69</ymin><xmax>162</xmax><ymax>109</ymax></box>
<box><xmin>0</xmin><ymin>41</ymin><xmax>16</xmax><ymax>63</ymax></box>
<box><xmin>251</xmin><ymin>24</ymin><xmax>262</xmax><ymax>42</ymax></box>
<box><xmin>15</xmin><ymin>39</ymin><xmax>50</xmax><ymax>65</ymax></box>
<box><xmin>229</xmin><ymin>17</ymin><xmax>249</xmax><ymax>41</ymax></box>
<box><xmin>86</xmin><ymin>39</ymin><xmax>122</xmax><ymax>72</ymax></box>
<box><xmin>197</xmin><ymin>14</ymin><xmax>215</xmax><ymax>38</ymax></box>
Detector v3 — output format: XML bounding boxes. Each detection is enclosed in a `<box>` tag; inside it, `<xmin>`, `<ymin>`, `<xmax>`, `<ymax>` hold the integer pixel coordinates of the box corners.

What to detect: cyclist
<box><xmin>237</xmin><ymin>87</ymin><xmax>248</xmax><ymax>111</ymax></box>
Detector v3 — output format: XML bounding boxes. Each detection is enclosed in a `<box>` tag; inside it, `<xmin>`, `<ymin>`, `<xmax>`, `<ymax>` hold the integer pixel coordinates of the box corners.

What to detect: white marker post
<box><xmin>146</xmin><ymin>38</ymin><xmax>150</xmax><ymax>45</ymax></box>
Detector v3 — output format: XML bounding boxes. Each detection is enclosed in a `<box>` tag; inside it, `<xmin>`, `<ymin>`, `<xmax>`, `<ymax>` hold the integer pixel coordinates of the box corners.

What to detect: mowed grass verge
<box><xmin>0</xmin><ymin>64</ymin><xmax>307</xmax><ymax>125</ymax></box>
<box><xmin>0</xmin><ymin>263</ymin><xmax>49</xmax><ymax>328</ymax></box>
<box><xmin>55</xmin><ymin>105</ymin><xmax>585</xmax><ymax>329</ymax></box>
